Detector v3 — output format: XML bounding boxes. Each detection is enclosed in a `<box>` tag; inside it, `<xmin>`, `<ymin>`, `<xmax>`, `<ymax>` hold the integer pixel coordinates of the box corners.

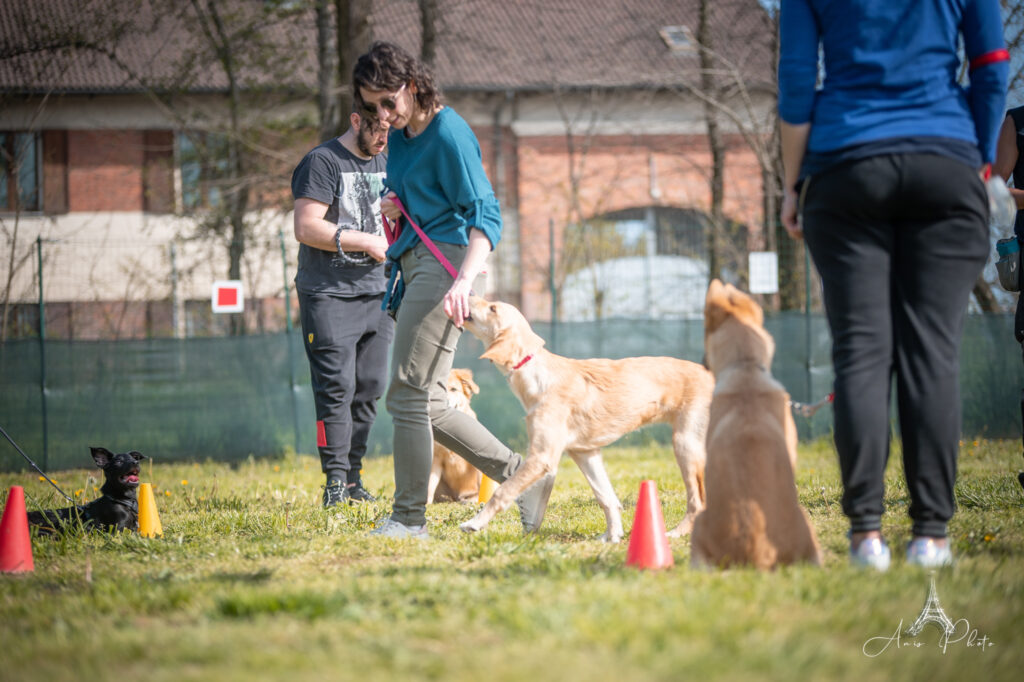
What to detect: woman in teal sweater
<box><xmin>354</xmin><ymin>42</ymin><xmax>553</xmax><ymax>539</ymax></box>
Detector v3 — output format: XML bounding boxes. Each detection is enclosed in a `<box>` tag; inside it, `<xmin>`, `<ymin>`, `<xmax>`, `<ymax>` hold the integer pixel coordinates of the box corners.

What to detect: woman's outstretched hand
<box><xmin>443</xmin><ymin>277</ymin><xmax>474</xmax><ymax>328</ymax></box>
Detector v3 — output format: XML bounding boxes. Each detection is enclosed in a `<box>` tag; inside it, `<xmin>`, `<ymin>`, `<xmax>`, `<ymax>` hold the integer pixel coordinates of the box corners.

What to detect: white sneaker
<box><xmin>369</xmin><ymin>517</ymin><xmax>429</xmax><ymax>540</ymax></box>
<box><xmin>516</xmin><ymin>472</ymin><xmax>556</xmax><ymax>534</ymax></box>
<box><xmin>850</xmin><ymin>535</ymin><xmax>891</xmax><ymax>572</ymax></box>
<box><xmin>906</xmin><ymin>537</ymin><xmax>953</xmax><ymax>568</ymax></box>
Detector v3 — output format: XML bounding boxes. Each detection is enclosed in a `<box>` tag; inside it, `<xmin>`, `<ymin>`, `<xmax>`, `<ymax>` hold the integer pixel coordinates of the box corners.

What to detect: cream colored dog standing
<box><xmin>460</xmin><ymin>296</ymin><xmax>714</xmax><ymax>542</ymax></box>
<box><xmin>427</xmin><ymin>368</ymin><xmax>484</xmax><ymax>503</ymax></box>
<box><xmin>690</xmin><ymin>280</ymin><xmax>822</xmax><ymax>569</ymax></box>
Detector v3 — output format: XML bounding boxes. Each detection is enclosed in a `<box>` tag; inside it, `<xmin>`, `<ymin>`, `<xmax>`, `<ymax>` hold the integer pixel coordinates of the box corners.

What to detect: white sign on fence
<box><xmin>748</xmin><ymin>252</ymin><xmax>779</xmax><ymax>294</ymax></box>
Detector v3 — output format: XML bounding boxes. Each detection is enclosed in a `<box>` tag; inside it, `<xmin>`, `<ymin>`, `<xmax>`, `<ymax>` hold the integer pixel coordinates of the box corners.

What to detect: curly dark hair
<box><xmin>352</xmin><ymin>91</ymin><xmax>386</xmax><ymax>134</ymax></box>
<box><xmin>352</xmin><ymin>41</ymin><xmax>442</xmax><ymax>113</ymax></box>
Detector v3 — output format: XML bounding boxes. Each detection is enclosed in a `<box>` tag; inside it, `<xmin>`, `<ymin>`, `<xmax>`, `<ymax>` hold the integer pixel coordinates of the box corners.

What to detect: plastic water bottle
<box><xmin>987</xmin><ymin>175</ymin><xmax>1017</xmax><ymax>237</ymax></box>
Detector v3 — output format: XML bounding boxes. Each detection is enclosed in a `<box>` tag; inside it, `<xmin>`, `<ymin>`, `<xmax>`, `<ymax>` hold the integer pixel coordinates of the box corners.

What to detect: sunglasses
<box><xmin>363</xmin><ymin>84</ymin><xmax>407</xmax><ymax>115</ymax></box>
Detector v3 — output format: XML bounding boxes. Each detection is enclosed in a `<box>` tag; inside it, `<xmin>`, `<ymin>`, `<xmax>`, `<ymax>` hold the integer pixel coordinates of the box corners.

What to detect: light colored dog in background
<box><xmin>459</xmin><ymin>296</ymin><xmax>714</xmax><ymax>542</ymax></box>
<box><xmin>427</xmin><ymin>368</ymin><xmax>484</xmax><ymax>503</ymax></box>
<box><xmin>690</xmin><ymin>280</ymin><xmax>822</xmax><ymax>570</ymax></box>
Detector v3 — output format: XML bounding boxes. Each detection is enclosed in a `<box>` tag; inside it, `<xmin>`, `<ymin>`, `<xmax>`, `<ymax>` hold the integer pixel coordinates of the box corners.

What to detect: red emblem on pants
<box><xmin>316</xmin><ymin>420</ymin><xmax>327</xmax><ymax>447</ymax></box>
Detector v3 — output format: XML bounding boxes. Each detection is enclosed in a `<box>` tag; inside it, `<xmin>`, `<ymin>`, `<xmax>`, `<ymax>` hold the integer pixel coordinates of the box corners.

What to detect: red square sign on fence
<box><xmin>211</xmin><ymin>280</ymin><xmax>244</xmax><ymax>313</ymax></box>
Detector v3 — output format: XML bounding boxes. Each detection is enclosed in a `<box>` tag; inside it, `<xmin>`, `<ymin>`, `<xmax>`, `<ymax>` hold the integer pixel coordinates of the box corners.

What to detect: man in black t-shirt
<box><xmin>291</xmin><ymin>108</ymin><xmax>393</xmax><ymax>508</ymax></box>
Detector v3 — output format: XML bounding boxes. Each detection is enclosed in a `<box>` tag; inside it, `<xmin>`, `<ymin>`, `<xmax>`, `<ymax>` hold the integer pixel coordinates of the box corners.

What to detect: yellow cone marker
<box><xmin>138</xmin><ymin>482</ymin><xmax>163</xmax><ymax>538</ymax></box>
<box><xmin>478</xmin><ymin>474</ymin><xmax>498</xmax><ymax>503</ymax></box>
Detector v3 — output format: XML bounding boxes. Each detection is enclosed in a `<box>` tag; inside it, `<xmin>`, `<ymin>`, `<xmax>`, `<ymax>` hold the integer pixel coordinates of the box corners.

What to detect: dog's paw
<box><xmin>460</xmin><ymin>517</ymin><xmax>484</xmax><ymax>533</ymax></box>
<box><xmin>600</xmin><ymin>531</ymin><xmax>623</xmax><ymax>544</ymax></box>
<box><xmin>667</xmin><ymin>518</ymin><xmax>694</xmax><ymax>538</ymax></box>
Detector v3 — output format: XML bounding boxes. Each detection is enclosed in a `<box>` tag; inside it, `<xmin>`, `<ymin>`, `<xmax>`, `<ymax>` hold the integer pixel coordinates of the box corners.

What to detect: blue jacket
<box><xmin>383</xmin><ymin>107</ymin><xmax>502</xmax><ymax>259</ymax></box>
<box><xmin>779</xmin><ymin>0</ymin><xmax>1008</xmax><ymax>165</ymax></box>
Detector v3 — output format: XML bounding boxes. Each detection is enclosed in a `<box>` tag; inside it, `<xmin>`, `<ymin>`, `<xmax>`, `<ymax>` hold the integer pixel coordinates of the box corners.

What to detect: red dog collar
<box><xmin>512</xmin><ymin>354</ymin><xmax>533</xmax><ymax>370</ymax></box>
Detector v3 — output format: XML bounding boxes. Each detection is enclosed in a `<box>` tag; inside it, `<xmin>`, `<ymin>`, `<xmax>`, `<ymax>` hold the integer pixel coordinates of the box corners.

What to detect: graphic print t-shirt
<box><xmin>291</xmin><ymin>138</ymin><xmax>387</xmax><ymax>296</ymax></box>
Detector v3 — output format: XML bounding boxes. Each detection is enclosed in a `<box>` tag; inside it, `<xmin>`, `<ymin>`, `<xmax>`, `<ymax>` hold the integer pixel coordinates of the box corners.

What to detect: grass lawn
<box><xmin>1</xmin><ymin>438</ymin><xmax>1022</xmax><ymax>682</ymax></box>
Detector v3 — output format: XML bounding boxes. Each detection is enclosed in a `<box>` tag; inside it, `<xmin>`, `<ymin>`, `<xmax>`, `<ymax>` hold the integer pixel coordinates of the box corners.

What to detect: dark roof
<box><xmin>0</xmin><ymin>0</ymin><xmax>774</xmax><ymax>95</ymax></box>
<box><xmin>376</xmin><ymin>0</ymin><xmax>774</xmax><ymax>92</ymax></box>
<box><xmin>0</xmin><ymin>0</ymin><xmax>317</xmax><ymax>94</ymax></box>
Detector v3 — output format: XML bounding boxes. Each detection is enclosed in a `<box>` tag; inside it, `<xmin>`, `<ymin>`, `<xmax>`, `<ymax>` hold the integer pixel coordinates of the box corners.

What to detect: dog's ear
<box><xmin>726</xmin><ymin>283</ymin><xmax>764</xmax><ymax>326</ymax></box>
<box><xmin>704</xmin><ymin>279</ymin><xmax>731</xmax><ymax>333</ymax></box>
<box><xmin>460</xmin><ymin>371</ymin><xmax>480</xmax><ymax>396</ymax></box>
<box><xmin>480</xmin><ymin>327</ymin><xmax>546</xmax><ymax>367</ymax></box>
<box><xmin>129</xmin><ymin>451</ymin><xmax>146</xmax><ymax>461</ymax></box>
<box><xmin>90</xmin><ymin>447</ymin><xmax>113</xmax><ymax>468</ymax></box>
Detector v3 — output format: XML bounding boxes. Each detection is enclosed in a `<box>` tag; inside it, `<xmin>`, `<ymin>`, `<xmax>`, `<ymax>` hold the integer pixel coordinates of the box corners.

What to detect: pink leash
<box><xmin>383</xmin><ymin>197</ymin><xmax>459</xmax><ymax>279</ymax></box>
<box><xmin>790</xmin><ymin>392</ymin><xmax>835</xmax><ymax>418</ymax></box>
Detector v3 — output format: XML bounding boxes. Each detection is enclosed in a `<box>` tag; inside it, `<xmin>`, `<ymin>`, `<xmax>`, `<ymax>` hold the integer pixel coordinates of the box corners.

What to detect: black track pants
<box><xmin>299</xmin><ymin>292</ymin><xmax>394</xmax><ymax>483</ymax></box>
<box><xmin>802</xmin><ymin>153</ymin><xmax>989</xmax><ymax>538</ymax></box>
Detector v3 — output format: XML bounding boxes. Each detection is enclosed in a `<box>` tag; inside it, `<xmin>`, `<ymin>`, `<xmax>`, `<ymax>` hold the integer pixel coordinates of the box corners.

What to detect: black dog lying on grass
<box><xmin>27</xmin><ymin>447</ymin><xmax>144</xmax><ymax>535</ymax></box>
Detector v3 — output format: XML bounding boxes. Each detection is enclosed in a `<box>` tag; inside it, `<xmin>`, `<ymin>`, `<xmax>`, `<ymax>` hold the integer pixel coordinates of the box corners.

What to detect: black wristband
<box><xmin>331</xmin><ymin>226</ymin><xmax>374</xmax><ymax>267</ymax></box>
<box><xmin>334</xmin><ymin>226</ymin><xmax>345</xmax><ymax>256</ymax></box>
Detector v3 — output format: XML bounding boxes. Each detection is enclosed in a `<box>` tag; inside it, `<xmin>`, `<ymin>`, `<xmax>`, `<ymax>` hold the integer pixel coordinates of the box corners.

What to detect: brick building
<box><xmin>0</xmin><ymin>0</ymin><xmax>776</xmax><ymax>337</ymax></box>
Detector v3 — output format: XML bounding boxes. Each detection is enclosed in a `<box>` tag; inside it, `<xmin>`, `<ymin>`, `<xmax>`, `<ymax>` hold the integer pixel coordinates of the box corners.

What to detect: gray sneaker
<box><xmin>369</xmin><ymin>517</ymin><xmax>430</xmax><ymax>540</ymax></box>
<box><xmin>515</xmin><ymin>473</ymin><xmax>556</xmax><ymax>534</ymax></box>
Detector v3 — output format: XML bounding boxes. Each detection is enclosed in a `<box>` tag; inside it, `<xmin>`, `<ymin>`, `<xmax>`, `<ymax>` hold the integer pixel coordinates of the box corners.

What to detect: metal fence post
<box><xmin>549</xmin><ymin>218</ymin><xmax>557</xmax><ymax>353</ymax></box>
<box><xmin>280</xmin><ymin>228</ymin><xmax>301</xmax><ymax>454</ymax></box>
<box><xmin>170</xmin><ymin>242</ymin><xmax>182</xmax><ymax>339</ymax></box>
<box><xmin>36</xmin><ymin>236</ymin><xmax>48</xmax><ymax>469</ymax></box>
<box><xmin>804</xmin><ymin>242</ymin><xmax>813</xmax><ymax>428</ymax></box>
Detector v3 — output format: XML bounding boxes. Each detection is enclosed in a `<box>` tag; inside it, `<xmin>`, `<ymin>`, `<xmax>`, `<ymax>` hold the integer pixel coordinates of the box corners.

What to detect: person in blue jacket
<box><xmin>779</xmin><ymin>0</ymin><xmax>1008</xmax><ymax>570</ymax></box>
<box><xmin>353</xmin><ymin>41</ymin><xmax>554</xmax><ymax>539</ymax></box>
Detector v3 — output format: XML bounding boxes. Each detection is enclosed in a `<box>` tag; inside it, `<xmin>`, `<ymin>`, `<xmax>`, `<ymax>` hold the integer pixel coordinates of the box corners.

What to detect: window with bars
<box><xmin>0</xmin><ymin>132</ymin><xmax>41</xmax><ymax>212</ymax></box>
<box><xmin>178</xmin><ymin>131</ymin><xmax>231</xmax><ymax>211</ymax></box>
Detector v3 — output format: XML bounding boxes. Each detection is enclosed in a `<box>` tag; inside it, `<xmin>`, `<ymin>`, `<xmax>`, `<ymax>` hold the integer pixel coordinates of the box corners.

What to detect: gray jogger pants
<box><xmin>385</xmin><ymin>241</ymin><xmax>524</xmax><ymax>527</ymax></box>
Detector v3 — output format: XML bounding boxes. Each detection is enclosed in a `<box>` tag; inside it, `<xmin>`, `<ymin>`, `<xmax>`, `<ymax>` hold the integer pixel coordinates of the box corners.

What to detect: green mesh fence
<box><xmin>1</xmin><ymin>313</ymin><xmax>1021</xmax><ymax>472</ymax></box>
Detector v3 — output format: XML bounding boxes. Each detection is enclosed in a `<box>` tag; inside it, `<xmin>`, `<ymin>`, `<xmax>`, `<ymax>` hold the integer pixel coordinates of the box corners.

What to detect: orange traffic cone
<box><xmin>625</xmin><ymin>480</ymin><xmax>674</xmax><ymax>569</ymax></box>
<box><xmin>138</xmin><ymin>483</ymin><xmax>163</xmax><ymax>538</ymax></box>
<box><xmin>478</xmin><ymin>474</ymin><xmax>498</xmax><ymax>503</ymax></box>
<box><xmin>1</xmin><ymin>486</ymin><xmax>34</xmax><ymax>573</ymax></box>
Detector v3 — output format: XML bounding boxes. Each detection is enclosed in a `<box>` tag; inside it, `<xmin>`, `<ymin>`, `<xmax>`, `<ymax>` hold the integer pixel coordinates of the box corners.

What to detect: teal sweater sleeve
<box><xmin>384</xmin><ymin>107</ymin><xmax>502</xmax><ymax>259</ymax></box>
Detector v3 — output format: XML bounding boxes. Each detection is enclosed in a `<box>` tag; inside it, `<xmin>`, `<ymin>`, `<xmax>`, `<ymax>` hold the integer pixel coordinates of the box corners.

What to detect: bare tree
<box><xmin>315</xmin><ymin>0</ymin><xmax>338</xmax><ymax>140</ymax></box>
<box><xmin>420</xmin><ymin>0</ymin><xmax>440</xmax><ymax>67</ymax></box>
<box><xmin>675</xmin><ymin>0</ymin><xmax>806</xmax><ymax>308</ymax></box>
<box><xmin>335</xmin><ymin>0</ymin><xmax>374</xmax><ymax>127</ymax></box>
<box><xmin>697</xmin><ymin>0</ymin><xmax>725</xmax><ymax>282</ymax></box>
<box><xmin>0</xmin><ymin>0</ymin><xmax>139</xmax><ymax>340</ymax></box>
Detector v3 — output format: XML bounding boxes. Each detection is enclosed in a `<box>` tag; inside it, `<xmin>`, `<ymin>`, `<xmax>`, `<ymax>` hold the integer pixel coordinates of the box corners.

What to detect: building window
<box><xmin>659</xmin><ymin>25</ymin><xmax>695</xmax><ymax>53</ymax></box>
<box><xmin>559</xmin><ymin>206</ymin><xmax>747</xmax><ymax>320</ymax></box>
<box><xmin>0</xmin><ymin>132</ymin><xmax>41</xmax><ymax>212</ymax></box>
<box><xmin>178</xmin><ymin>131</ymin><xmax>230</xmax><ymax>211</ymax></box>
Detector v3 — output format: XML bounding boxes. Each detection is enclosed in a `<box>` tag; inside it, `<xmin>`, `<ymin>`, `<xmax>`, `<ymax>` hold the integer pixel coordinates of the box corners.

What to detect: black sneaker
<box><xmin>347</xmin><ymin>479</ymin><xmax>377</xmax><ymax>503</ymax></box>
<box><xmin>322</xmin><ymin>479</ymin><xmax>350</xmax><ymax>509</ymax></box>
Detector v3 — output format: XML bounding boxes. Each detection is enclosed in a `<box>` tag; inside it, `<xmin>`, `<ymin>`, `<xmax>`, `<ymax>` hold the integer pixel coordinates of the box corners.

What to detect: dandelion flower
<box><xmin>165</xmin><ymin>490</ymin><xmax>172</xmax><ymax>497</ymax></box>
<box><xmin>181</xmin><ymin>480</ymin><xmax>188</xmax><ymax>486</ymax></box>
<box><xmin>37</xmin><ymin>476</ymin><xmax>45</xmax><ymax>482</ymax></box>
<box><xmin>984</xmin><ymin>534</ymin><xmax>994</xmax><ymax>542</ymax></box>
<box><xmin>273</xmin><ymin>465</ymin><xmax>280</xmax><ymax>472</ymax></box>
<box><xmin>74</xmin><ymin>489</ymin><xmax>83</xmax><ymax>497</ymax></box>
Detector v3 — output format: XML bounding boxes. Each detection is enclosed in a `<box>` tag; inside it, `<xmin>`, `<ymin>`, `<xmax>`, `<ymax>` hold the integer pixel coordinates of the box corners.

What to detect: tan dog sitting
<box><xmin>427</xmin><ymin>369</ymin><xmax>484</xmax><ymax>503</ymax></box>
<box><xmin>460</xmin><ymin>296</ymin><xmax>714</xmax><ymax>542</ymax></box>
<box><xmin>690</xmin><ymin>280</ymin><xmax>822</xmax><ymax>570</ymax></box>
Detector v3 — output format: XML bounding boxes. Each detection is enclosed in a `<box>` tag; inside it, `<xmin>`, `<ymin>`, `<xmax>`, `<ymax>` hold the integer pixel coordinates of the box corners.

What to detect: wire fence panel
<box><xmin>1</xmin><ymin>313</ymin><xmax>1020</xmax><ymax>472</ymax></box>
